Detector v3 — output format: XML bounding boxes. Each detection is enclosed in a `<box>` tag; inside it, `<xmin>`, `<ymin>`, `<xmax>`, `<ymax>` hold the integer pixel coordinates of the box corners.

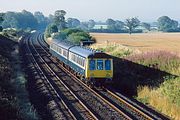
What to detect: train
<box><xmin>49</xmin><ymin>39</ymin><xmax>113</xmax><ymax>86</ymax></box>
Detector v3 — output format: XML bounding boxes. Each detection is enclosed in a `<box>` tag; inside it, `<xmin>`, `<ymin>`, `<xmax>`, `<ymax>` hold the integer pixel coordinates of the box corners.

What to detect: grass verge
<box><xmin>0</xmin><ymin>34</ymin><xmax>39</xmax><ymax>120</ymax></box>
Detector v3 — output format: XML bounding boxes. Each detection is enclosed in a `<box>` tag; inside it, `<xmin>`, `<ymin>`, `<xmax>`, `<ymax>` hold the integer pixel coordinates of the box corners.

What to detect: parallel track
<box><xmin>22</xmin><ymin>35</ymin><xmax>77</xmax><ymax>120</ymax></box>
<box><xmin>28</xmin><ymin>34</ymin><xmax>99</xmax><ymax>120</ymax></box>
<box><xmin>33</xmin><ymin>33</ymin><xmax>132</xmax><ymax>119</ymax></box>
<box><xmin>29</xmin><ymin>33</ymin><xmax>169</xmax><ymax>120</ymax></box>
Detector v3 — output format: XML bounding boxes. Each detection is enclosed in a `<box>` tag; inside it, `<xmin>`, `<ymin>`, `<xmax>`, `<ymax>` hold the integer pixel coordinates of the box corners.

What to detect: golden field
<box><xmin>91</xmin><ymin>32</ymin><xmax>180</xmax><ymax>120</ymax></box>
<box><xmin>90</xmin><ymin>33</ymin><xmax>180</xmax><ymax>55</ymax></box>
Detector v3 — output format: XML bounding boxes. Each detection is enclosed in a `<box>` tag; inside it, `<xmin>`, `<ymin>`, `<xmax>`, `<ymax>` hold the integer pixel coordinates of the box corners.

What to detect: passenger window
<box><xmin>97</xmin><ymin>60</ymin><xmax>103</xmax><ymax>70</ymax></box>
<box><xmin>59</xmin><ymin>48</ymin><xmax>62</xmax><ymax>54</ymax></box>
<box><xmin>105</xmin><ymin>60</ymin><xmax>111</xmax><ymax>70</ymax></box>
<box><xmin>63</xmin><ymin>50</ymin><xmax>67</xmax><ymax>57</ymax></box>
<box><xmin>89</xmin><ymin>60</ymin><xmax>95</xmax><ymax>70</ymax></box>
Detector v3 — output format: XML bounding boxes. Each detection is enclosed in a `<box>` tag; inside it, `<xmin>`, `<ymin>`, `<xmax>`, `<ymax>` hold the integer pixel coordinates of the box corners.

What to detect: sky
<box><xmin>0</xmin><ymin>0</ymin><xmax>180</xmax><ymax>22</ymax></box>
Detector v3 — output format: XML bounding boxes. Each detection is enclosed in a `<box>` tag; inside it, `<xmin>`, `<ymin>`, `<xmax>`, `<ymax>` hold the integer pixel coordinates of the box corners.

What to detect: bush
<box><xmin>160</xmin><ymin>77</ymin><xmax>180</xmax><ymax>106</ymax></box>
<box><xmin>44</xmin><ymin>24</ymin><xmax>58</xmax><ymax>38</ymax></box>
<box><xmin>61</xmin><ymin>28</ymin><xmax>83</xmax><ymax>36</ymax></box>
<box><xmin>52</xmin><ymin>28</ymin><xmax>92</xmax><ymax>44</ymax></box>
<box><xmin>67</xmin><ymin>33</ymin><xmax>86</xmax><ymax>44</ymax></box>
<box><xmin>52</xmin><ymin>32</ymin><xmax>66</xmax><ymax>40</ymax></box>
<box><xmin>0</xmin><ymin>26</ymin><xmax>3</xmax><ymax>32</ymax></box>
<box><xmin>130</xmin><ymin>51</ymin><xmax>180</xmax><ymax>119</ymax></box>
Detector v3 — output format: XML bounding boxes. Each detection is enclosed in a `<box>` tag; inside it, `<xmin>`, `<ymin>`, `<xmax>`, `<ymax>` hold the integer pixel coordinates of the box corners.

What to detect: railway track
<box><xmin>37</xmin><ymin>33</ymin><xmax>167</xmax><ymax>120</ymax></box>
<box><xmin>24</xmin><ymin>33</ymin><xmax>169</xmax><ymax>120</ymax></box>
<box><xmin>27</xmin><ymin>34</ymin><xmax>99</xmax><ymax>120</ymax></box>
<box><xmin>32</xmin><ymin>33</ymin><xmax>133</xmax><ymax>119</ymax></box>
<box><xmin>21</xmin><ymin>35</ymin><xmax>77</xmax><ymax>120</ymax></box>
<box><xmin>43</xmin><ymin>34</ymin><xmax>169</xmax><ymax>120</ymax></box>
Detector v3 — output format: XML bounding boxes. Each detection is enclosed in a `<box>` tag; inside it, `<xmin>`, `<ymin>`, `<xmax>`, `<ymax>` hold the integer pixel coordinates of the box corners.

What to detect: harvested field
<box><xmin>90</xmin><ymin>33</ymin><xmax>180</xmax><ymax>55</ymax></box>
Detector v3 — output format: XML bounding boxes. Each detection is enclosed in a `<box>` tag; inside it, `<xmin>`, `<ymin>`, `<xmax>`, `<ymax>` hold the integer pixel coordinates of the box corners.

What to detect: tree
<box><xmin>0</xmin><ymin>26</ymin><xmax>3</xmax><ymax>32</ymax></box>
<box><xmin>115</xmin><ymin>20</ymin><xmax>124</xmax><ymax>30</ymax></box>
<box><xmin>79</xmin><ymin>22</ymin><xmax>89</xmax><ymax>30</ymax></box>
<box><xmin>2</xmin><ymin>10</ymin><xmax>38</xmax><ymax>30</ymax></box>
<box><xmin>54</xmin><ymin>10</ymin><xmax>67</xmax><ymax>30</ymax></box>
<box><xmin>21</xmin><ymin>10</ymin><xmax>38</xmax><ymax>29</ymax></box>
<box><xmin>0</xmin><ymin>13</ymin><xmax>5</xmax><ymax>24</ymax></box>
<box><xmin>142</xmin><ymin>22</ymin><xmax>151</xmax><ymax>31</ymax></box>
<box><xmin>0</xmin><ymin>13</ymin><xmax>5</xmax><ymax>31</ymax></box>
<box><xmin>67</xmin><ymin>18</ymin><xmax>80</xmax><ymax>28</ymax></box>
<box><xmin>125</xmin><ymin>17</ymin><xmax>140</xmax><ymax>34</ymax></box>
<box><xmin>48</xmin><ymin>14</ymin><xmax>54</xmax><ymax>23</ymax></box>
<box><xmin>106</xmin><ymin>18</ymin><xmax>116</xmax><ymax>30</ymax></box>
<box><xmin>88</xmin><ymin>19</ymin><xmax>95</xmax><ymax>29</ymax></box>
<box><xmin>34</xmin><ymin>11</ymin><xmax>49</xmax><ymax>31</ymax></box>
<box><xmin>158</xmin><ymin>16</ymin><xmax>178</xmax><ymax>32</ymax></box>
<box><xmin>106</xmin><ymin>19</ymin><xmax>124</xmax><ymax>31</ymax></box>
<box><xmin>44</xmin><ymin>24</ymin><xmax>58</xmax><ymax>38</ymax></box>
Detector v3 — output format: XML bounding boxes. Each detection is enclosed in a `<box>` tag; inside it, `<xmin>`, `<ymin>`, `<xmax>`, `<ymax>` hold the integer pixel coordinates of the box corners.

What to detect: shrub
<box><xmin>44</xmin><ymin>24</ymin><xmax>58</xmax><ymax>38</ymax></box>
<box><xmin>52</xmin><ymin>28</ymin><xmax>92</xmax><ymax>44</ymax></box>
<box><xmin>0</xmin><ymin>26</ymin><xmax>3</xmax><ymax>32</ymax></box>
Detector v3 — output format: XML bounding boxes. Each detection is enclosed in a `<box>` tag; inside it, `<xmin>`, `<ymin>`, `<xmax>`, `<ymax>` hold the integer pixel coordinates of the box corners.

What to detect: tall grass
<box><xmin>129</xmin><ymin>51</ymin><xmax>180</xmax><ymax>120</ymax></box>
<box><xmin>127</xmin><ymin>51</ymin><xmax>180</xmax><ymax>75</ymax></box>
<box><xmin>137</xmin><ymin>83</ymin><xmax>180</xmax><ymax>120</ymax></box>
<box><xmin>90</xmin><ymin>43</ymin><xmax>134</xmax><ymax>57</ymax></box>
<box><xmin>10</xmin><ymin>45</ymin><xmax>39</xmax><ymax>120</ymax></box>
<box><xmin>0</xmin><ymin>34</ymin><xmax>39</xmax><ymax>120</ymax></box>
<box><xmin>91</xmin><ymin>42</ymin><xmax>180</xmax><ymax>119</ymax></box>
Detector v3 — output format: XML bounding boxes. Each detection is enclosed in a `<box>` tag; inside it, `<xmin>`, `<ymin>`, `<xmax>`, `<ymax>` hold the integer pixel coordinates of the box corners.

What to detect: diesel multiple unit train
<box><xmin>50</xmin><ymin>39</ymin><xmax>113</xmax><ymax>86</ymax></box>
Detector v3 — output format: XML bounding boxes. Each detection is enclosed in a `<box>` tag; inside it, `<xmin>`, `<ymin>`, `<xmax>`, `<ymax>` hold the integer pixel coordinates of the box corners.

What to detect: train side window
<box><xmin>89</xmin><ymin>60</ymin><xmax>95</xmax><ymax>70</ymax></box>
<box><xmin>77</xmin><ymin>56</ymin><xmax>79</xmax><ymax>63</ymax></box>
<box><xmin>75</xmin><ymin>55</ymin><xmax>77</xmax><ymax>62</ymax></box>
<box><xmin>80</xmin><ymin>58</ymin><xmax>82</xmax><ymax>66</ymax></box>
<box><xmin>73</xmin><ymin>54</ymin><xmax>75</xmax><ymax>61</ymax></box>
<box><xmin>55</xmin><ymin>45</ymin><xmax>57</xmax><ymax>51</ymax></box>
<box><xmin>57</xmin><ymin>47</ymin><xmax>59</xmax><ymax>53</ymax></box>
<box><xmin>82</xmin><ymin>58</ymin><xmax>85</xmax><ymax>67</ymax></box>
<box><xmin>59</xmin><ymin>48</ymin><xmax>62</xmax><ymax>54</ymax></box>
<box><xmin>105</xmin><ymin>60</ymin><xmax>111</xmax><ymax>70</ymax></box>
<box><xmin>97</xmin><ymin>60</ymin><xmax>103</xmax><ymax>70</ymax></box>
<box><xmin>63</xmin><ymin>50</ymin><xmax>67</xmax><ymax>57</ymax></box>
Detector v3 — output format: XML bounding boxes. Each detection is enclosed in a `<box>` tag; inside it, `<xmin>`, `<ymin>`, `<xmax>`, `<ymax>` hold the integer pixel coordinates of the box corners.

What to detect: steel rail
<box><xmin>25</xmin><ymin>35</ymin><xmax>77</xmax><ymax>120</ymax></box>
<box><xmin>30</xmin><ymin>34</ymin><xmax>98</xmax><ymax>120</ymax></box>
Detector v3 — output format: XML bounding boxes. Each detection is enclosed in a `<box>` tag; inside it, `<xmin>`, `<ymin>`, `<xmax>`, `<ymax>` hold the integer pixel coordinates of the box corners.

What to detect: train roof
<box><xmin>52</xmin><ymin>39</ymin><xmax>74</xmax><ymax>49</ymax></box>
<box><xmin>69</xmin><ymin>46</ymin><xmax>100</xmax><ymax>58</ymax></box>
<box><xmin>51</xmin><ymin>39</ymin><xmax>112</xmax><ymax>58</ymax></box>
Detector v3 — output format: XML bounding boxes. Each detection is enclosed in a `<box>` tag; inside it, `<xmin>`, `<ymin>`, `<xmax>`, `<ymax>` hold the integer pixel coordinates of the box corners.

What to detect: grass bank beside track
<box><xmin>0</xmin><ymin>34</ymin><xmax>39</xmax><ymax>120</ymax></box>
<box><xmin>91</xmin><ymin>33</ymin><xmax>180</xmax><ymax>120</ymax></box>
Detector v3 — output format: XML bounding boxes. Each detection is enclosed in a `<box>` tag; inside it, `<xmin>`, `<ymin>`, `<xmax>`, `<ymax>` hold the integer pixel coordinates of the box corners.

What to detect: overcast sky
<box><xmin>0</xmin><ymin>0</ymin><xmax>180</xmax><ymax>22</ymax></box>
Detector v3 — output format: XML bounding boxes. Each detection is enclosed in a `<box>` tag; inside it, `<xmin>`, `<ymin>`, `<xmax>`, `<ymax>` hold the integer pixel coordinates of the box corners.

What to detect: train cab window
<box><xmin>89</xmin><ymin>60</ymin><xmax>95</xmax><ymax>70</ymax></box>
<box><xmin>97</xmin><ymin>60</ymin><xmax>103</xmax><ymax>70</ymax></box>
<box><xmin>105</xmin><ymin>60</ymin><xmax>111</xmax><ymax>70</ymax></box>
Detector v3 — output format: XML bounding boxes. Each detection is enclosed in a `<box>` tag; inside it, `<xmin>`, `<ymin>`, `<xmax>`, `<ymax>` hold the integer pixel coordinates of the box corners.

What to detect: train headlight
<box><xmin>106</xmin><ymin>73</ymin><xmax>110</xmax><ymax>77</ymax></box>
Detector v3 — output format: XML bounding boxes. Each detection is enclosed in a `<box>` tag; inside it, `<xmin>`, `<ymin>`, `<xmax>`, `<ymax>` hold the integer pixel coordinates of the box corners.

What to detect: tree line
<box><xmin>1</xmin><ymin>10</ymin><xmax>180</xmax><ymax>34</ymax></box>
<box><xmin>0</xmin><ymin>10</ymin><xmax>50</xmax><ymax>31</ymax></box>
<box><xmin>44</xmin><ymin>10</ymin><xmax>94</xmax><ymax>45</ymax></box>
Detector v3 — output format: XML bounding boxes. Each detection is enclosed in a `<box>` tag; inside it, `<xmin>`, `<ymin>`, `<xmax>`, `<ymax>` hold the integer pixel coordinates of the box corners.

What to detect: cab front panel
<box><xmin>85</xmin><ymin>58</ymin><xmax>113</xmax><ymax>79</ymax></box>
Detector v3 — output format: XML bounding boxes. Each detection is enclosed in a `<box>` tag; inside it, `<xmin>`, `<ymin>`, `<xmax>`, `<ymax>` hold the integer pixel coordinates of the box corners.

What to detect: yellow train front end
<box><xmin>85</xmin><ymin>58</ymin><xmax>113</xmax><ymax>85</ymax></box>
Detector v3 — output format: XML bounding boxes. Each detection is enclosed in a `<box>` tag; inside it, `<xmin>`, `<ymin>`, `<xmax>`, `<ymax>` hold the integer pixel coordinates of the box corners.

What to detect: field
<box><xmin>91</xmin><ymin>32</ymin><xmax>180</xmax><ymax>120</ymax></box>
<box><xmin>90</xmin><ymin>32</ymin><xmax>180</xmax><ymax>55</ymax></box>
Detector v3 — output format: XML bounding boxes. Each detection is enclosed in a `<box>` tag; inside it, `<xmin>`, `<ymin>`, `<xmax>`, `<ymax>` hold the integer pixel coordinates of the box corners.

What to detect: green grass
<box><xmin>91</xmin><ymin>44</ymin><xmax>133</xmax><ymax>57</ymax></box>
<box><xmin>128</xmin><ymin>51</ymin><xmax>180</xmax><ymax>119</ymax></box>
<box><xmin>92</xmin><ymin>43</ymin><xmax>180</xmax><ymax>119</ymax></box>
<box><xmin>0</xmin><ymin>34</ymin><xmax>39</xmax><ymax>120</ymax></box>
